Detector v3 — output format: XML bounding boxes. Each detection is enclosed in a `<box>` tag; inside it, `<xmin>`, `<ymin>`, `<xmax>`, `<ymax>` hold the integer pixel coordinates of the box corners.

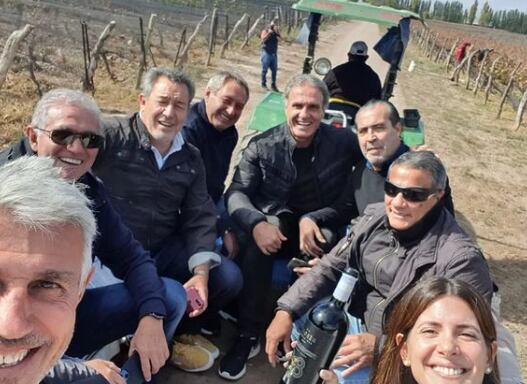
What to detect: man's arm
<box><xmin>276</xmin><ymin>234</ymin><xmax>349</xmax><ymax>318</ymax></box>
<box><xmin>89</xmin><ymin>178</ymin><xmax>170</xmax><ymax>381</ymax></box>
<box><xmin>225</xmin><ymin>139</ymin><xmax>267</xmax><ymax>233</ymax></box>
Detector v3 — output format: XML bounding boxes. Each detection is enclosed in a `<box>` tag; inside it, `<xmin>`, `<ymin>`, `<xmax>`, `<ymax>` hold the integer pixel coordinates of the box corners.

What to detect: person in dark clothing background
<box><xmin>323</xmin><ymin>41</ymin><xmax>382</xmax><ymax>119</ymax></box>
<box><xmin>260</xmin><ymin>18</ymin><xmax>281</xmax><ymax>92</ymax></box>
<box><xmin>182</xmin><ymin>70</ymin><xmax>250</xmax><ymax>259</ymax></box>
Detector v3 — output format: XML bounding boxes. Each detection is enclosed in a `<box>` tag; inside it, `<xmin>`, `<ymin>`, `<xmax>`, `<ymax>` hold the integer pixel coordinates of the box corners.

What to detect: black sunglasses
<box><xmin>34</xmin><ymin>127</ymin><xmax>104</xmax><ymax>149</ymax></box>
<box><xmin>384</xmin><ymin>180</ymin><xmax>436</xmax><ymax>203</ymax></box>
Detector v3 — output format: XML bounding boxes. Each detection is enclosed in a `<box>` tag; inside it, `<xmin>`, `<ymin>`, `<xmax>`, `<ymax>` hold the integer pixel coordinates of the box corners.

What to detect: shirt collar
<box><xmin>150</xmin><ymin>132</ymin><xmax>185</xmax><ymax>169</ymax></box>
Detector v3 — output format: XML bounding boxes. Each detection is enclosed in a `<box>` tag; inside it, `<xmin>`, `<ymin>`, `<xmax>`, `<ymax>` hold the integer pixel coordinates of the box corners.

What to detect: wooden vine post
<box><xmin>220</xmin><ymin>13</ymin><xmax>248</xmax><ymax>58</ymax></box>
<box><xmin>240</xmin><ymin>14</ymin><xmax>264</xmax><ymax>49</ymax></box>
<box><xmin>0</xmin><ymin>24</ymin><xmax>33</xmax><ymax>91</ymax></box>
<box><xmin>473</xmin><ymin>49</ymin><xmax>492</xmax><ymax>95</ymax></box>
<box><xmin>444</xmin><ymin>39</ymin><xmax>459</xmax><ymax>72</ymax></box>
<box><xmin>136</xmin><ymin>14</ymin><xmax>157</xmax><ymax>89</ymax></box>
<box><xmin>513</xmin><ymin>87</ymin><xmax>527</xmax><ymax>130</ymax></box>
<box><xmin>179</xmin><ymin>13</ymin><xmax>209</xmax><ymax>66</ymax></box>
<box><xmin>484</xmin><ymin>56</ymin><xmax>501</xmax><ymax>104</ymax></box>
<box><xmin>86</xmin><ymin>20</ymin><xmax>116</xmax><ymax>93</ymax></box>
<box><xmin>496</xmin><ymin>62</ymin><xmax>522</xmax><ymax>119</ymax></box>
<box><xmin>206</xmin><ymin>8</ymin><xmax>218</xmax><ymax>66</ymax></box>
<box><xmin>464</xmin><ymin>49</ymin><xmax>481</xmax><ymax>90</ymax></box>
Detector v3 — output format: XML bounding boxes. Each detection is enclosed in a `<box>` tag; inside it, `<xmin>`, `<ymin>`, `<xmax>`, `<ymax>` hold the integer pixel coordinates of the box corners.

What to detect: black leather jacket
<box><xmin>93</xmin><ymin>113</ymin><xmax>217</xmax><ymax>269</ymax></box>
<box><xmin>226</xmin><ymin>122</ymin><xmax>362</xmax><ymax>233</ymax></box>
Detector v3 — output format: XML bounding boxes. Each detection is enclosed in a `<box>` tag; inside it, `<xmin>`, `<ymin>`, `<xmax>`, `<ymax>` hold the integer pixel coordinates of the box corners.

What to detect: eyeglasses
<box><xmin>384</xmin><ymin>180</ymin><xmax>437</xmax><ymax>203</ymax></box>
<box><xmin>34</xmin><ymin>127</ymin><xmax>104</xmax><ymax>149</ymax></box>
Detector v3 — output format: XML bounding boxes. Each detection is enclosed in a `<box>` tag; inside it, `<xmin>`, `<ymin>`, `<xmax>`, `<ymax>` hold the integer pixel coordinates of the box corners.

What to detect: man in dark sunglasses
<box><xmin>0</xmin><ymin>88</ymin><xmax>186</xmax><ymax>383</ymax></box>
<box><xmin>267</xmin><ymin>150</ymin><xmax>493</xmax><ymax>382</ymax></box>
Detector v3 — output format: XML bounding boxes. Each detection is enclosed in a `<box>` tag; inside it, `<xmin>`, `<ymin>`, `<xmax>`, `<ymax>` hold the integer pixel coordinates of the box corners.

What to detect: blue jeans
<box><xmin>261</xmin><ymin>50</ymin><xmax>278</xmax><ymax>87</ymax></box>
<box><xmin>154</xmin><ymin>235</ymin><xmax>243</xmax><ymax>334</ymax></box>
<box><xmin>66</xmin><ymin>278</ymin><xmax>186</xmax><ymax>383</ymax></box>
<box><xmin>292</xmin><ymin>309</ymin><xmax>371</xmax><ymax>384</ymax></box>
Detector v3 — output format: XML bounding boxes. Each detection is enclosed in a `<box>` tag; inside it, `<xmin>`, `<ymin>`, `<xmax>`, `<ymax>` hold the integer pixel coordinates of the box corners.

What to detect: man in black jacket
<box><xmin>218</xmin><ymin>74</ymin><xmax>362</xmax><ymax>380</ymax></box>
<box><xmin>182</xmin><ymin>70</ymin><xmax>250</xmax><ymax>259</ymax></box>
<box><xmin>93</xmin><ymin>68</ymin><xmax>242</xmax><ymax>373</ymax></box>
<box><xmin>323</xmin><ymin>41</ymin><xmax>381</xmax><ymax>120</ymax></box>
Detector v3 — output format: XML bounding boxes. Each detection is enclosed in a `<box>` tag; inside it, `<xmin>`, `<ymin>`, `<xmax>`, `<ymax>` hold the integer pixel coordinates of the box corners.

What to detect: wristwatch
<box><xmin>145</xmin><ymin>312</ymin><xmax>165</xmax><ymax>320</ymax></box>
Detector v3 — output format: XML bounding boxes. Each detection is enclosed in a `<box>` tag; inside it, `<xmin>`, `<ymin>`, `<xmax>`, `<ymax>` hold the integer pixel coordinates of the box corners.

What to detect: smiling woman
<box><xmin>371</xmin><ymin>277</ymin><xmax>499</xmax><ymax>384</ymax></box>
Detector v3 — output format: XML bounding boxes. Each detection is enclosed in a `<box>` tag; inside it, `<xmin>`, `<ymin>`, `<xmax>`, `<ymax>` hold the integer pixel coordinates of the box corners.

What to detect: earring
<box><xmin>485</xmin><ymin>367</ymin><xmax>492</xmax><ymax>374</ymax></box>
<box><xmin>402</xmin><ymin>359</ymin><xmax>411</xmax><ymax>367</ymax></box>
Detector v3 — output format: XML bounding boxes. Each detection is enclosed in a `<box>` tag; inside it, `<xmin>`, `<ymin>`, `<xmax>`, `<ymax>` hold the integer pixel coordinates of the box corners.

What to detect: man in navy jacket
<box><xmin>182</xmin><ymin>70</ymin><xmax>250</xmax><ymax>258</ymax></box>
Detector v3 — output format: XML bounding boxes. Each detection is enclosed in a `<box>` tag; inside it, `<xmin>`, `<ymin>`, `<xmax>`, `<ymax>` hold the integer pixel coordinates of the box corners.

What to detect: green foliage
<box><xmin>430</xmin><ymin>1</ymin><xmax>464</xmax><ymax>23</ymax></box>
<box><xmin>467</xmin><ymin>0</ymin><xmax>477</xmax><ymax>24</ymax></box>
<box><xmin>479</xmin><ymin>1</ymin><xmax>492</xmax><ymax>26</ymax></box>
<box><xmin>490</xmin><ymin>8</ymin><xmax>527</xmax><ymax>34</ymax></box>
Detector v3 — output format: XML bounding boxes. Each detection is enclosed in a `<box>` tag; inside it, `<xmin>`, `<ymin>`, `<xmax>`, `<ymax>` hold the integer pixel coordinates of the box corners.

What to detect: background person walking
<box><xmin>260</xmin><ymin>18</ymin><xmax>281</xmax><ymax>92</ymax></box>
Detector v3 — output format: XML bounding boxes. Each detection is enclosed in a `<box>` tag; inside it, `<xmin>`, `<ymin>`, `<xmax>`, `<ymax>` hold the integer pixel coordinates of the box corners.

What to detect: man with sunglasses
<box><xmin>0</xmin><ymin>88</ymin><xmax>187</xmax><ymax>383</ymax></box>
<box><xmin>266</xmin><ymin>151</ymin><xmax>493</xmax><ymax>383</ymax></box>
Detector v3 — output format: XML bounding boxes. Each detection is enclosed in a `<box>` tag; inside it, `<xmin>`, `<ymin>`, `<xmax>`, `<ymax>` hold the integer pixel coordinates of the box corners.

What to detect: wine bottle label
<box><xmin>282</xmin><ymin>324</ymin><xmax>341</xmax><ymax>384</ymax></box>
<box><xmin>333</xmin><ymin>271</ymin><xmax>357</xmax><ymax>303</ymax></box>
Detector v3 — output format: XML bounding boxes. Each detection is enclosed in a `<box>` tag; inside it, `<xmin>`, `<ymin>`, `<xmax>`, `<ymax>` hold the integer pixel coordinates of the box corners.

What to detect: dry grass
<box><xmin>400</xmin><ymin>41</ymin><xmax>527</xmax><ymax>376</ymax></box>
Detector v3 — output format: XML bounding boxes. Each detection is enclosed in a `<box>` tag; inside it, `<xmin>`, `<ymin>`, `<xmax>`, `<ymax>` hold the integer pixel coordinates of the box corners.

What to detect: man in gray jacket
<box><xmin>266</xmin><ymin>151</ymin><xmax>493</xmax><ymax>382</ymax></box>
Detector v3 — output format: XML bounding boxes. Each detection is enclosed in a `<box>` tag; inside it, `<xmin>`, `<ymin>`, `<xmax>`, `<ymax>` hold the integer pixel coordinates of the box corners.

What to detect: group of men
<box><xmin>0</xmin><ymin>54</ymin><xmax>521</xmax><ymax>384</ymax></box>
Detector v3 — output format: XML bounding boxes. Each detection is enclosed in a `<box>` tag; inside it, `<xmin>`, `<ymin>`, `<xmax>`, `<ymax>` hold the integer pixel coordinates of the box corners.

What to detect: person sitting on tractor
<box><xmin>323</xmin><ymin>41</ymin><xmax>382</xmax><ymax>122</ymax></box>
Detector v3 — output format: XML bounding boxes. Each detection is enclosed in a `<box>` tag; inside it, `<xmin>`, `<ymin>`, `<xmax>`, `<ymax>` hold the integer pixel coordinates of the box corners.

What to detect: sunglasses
<box><xmin>34</xmin><ymin>127</ymin><xmax>104</xmax><ymax>149</ymax></box>
<box><xmin>384</xmin><ymin>180</ymin><xmax>436</xmax><ymax>203</ymax></box>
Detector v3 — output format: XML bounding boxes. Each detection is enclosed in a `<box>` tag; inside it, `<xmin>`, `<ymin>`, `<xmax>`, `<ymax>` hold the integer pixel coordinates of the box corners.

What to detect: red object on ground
<box><xmin>455</xmin><ymin>42</ymin><xmax>471</xmax><ymax>63</ymax></box>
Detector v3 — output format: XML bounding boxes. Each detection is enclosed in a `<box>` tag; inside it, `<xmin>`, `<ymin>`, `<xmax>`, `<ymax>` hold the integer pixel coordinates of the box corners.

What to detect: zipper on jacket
<box><xmin>372</xmin><ymin>234</ymin><xmax>399</xmax><ymax>289</ymax></box>
<box><xmin>368</xmin><ymin>298</ymin><xmax>385</xmax><ymax>330</ymax></box>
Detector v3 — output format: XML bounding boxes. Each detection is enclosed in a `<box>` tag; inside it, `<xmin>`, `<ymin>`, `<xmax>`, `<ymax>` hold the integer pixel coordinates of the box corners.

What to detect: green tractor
<box><xmin>247</xmin><ymin>0</ymin><xmax>425</xmax><ymax>146</ymax></box>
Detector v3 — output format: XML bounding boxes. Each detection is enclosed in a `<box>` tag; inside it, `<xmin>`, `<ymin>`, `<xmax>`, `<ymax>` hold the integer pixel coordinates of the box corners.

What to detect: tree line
<box><xmin>365</xmin><ymin>0</ymin><xmax>527</xmax><ymax>35</ymax></box>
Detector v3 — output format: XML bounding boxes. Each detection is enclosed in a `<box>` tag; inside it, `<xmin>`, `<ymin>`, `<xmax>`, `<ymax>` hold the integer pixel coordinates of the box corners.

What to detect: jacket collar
<box><xmin>366</xmin><ymin>142</ymin><xmax>409</xmax><ymax>177</ymax></box>
<box><xmin>134</xmin><ymin>113</ymin><xmax>155</xmax><ymax>150</ymax></box>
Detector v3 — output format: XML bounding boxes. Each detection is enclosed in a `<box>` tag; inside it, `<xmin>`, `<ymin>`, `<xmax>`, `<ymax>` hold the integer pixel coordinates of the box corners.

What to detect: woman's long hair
<box><xmin>371</xmin><ymin>277</ymin><xmax>500</xmax><ymax>384</ymax></box>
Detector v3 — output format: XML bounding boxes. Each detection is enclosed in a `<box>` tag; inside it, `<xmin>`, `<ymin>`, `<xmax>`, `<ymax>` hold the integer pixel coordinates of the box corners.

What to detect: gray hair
<box><xmin>358</xmin><ymin>99</ymin><xmax>401</xmax><ymax>126</ymax></box>
<box><xmin>0</xmin><ymin>156</ymin><xmax>96</xmax><ymax>282</ymax></box>
<box><xmin>142</xmin><ymin>67</ymin><xmax>195</xmax><ymax>102</ymax></box>
<box><xmin>31</xmin><ymin>88</ymin><xmax>103</xmax><ymax>133</ymax></box>
<box><xmin>284</xmin><ymin>74</ymin><xmax>329</xmax><ymax>109</ymax></box>
<box><xmin>390</xmin><ymin>151</ymin><xmax>447</xmax><ymax>190</ymax></box>
<box><xmin>207</xmin><ymin>70</ymin><xmax>250</xmax><ymax>101</ymax></box>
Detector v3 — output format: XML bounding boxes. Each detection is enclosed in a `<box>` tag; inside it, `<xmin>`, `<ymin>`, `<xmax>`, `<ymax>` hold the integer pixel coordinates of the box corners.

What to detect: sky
<box><xmin>458</xmin><ymin>0</ymin><xmax>527</xmax><ymax>12</ymax></box>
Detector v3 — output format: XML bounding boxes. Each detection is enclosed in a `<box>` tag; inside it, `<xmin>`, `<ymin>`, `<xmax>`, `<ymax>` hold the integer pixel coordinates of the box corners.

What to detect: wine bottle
<box><xmin>280</xmin><ymin>268</ymin><xmax>359</xmax><ymax>384</ymax></box>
